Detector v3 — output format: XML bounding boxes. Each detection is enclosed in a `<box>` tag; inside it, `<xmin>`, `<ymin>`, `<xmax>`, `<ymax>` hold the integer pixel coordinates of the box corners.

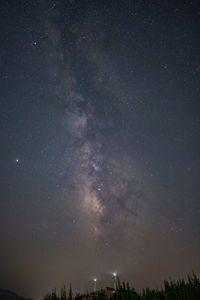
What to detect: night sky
<box><xmin>0</xmin><ymin>0</ymin><xmax>200</xmax><ymax>299</ymax></box>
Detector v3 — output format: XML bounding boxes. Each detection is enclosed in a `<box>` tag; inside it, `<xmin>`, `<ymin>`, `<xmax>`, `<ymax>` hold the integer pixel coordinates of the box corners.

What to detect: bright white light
<box><xmin>93</xmin><ymin>278</ymin><xmax>97</xmax><ymax>282</ymax></box>
<box><xmin>15</xmin><ymin>159</ymin><xmax>19</xmax><ymax>163</ymax></box>
<box><xmin>112</xmin><ymin>272</ymin><xmax>117</xmax><ymax>277</ymax></box>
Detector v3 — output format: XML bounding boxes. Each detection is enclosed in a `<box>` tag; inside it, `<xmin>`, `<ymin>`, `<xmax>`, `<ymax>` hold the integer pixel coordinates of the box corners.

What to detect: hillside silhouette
<box><xmin>0</xmin><ymin>289</ymin><xmax>33</xmax><ymax>300</ymax></box>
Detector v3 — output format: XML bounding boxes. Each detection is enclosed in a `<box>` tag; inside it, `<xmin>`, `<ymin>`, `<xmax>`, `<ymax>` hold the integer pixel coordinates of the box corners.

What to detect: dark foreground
<box><xmin>44</xmin><ymin>273</ymin><xmax>200</xmax><ymax>300</ymax></box>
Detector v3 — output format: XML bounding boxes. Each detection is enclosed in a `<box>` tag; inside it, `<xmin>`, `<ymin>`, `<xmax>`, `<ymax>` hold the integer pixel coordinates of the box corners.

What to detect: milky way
<box><xmin>42</xmin><ymin>1</ymin><xmax>143</xmax><ymax>243</ymax></box>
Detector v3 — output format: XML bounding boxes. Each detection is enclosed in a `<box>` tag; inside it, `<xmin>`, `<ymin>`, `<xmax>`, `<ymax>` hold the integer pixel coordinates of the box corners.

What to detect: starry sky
<box><xmin>0</xmin><ymin>0</ymin><xmax>200</xmax><ymax>299</ymax></box>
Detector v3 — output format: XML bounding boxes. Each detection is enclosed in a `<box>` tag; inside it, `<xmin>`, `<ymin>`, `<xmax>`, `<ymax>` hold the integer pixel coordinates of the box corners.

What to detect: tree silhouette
<box><xmin>61</xmin><ymin>285</ymin><xmax>67</xmax><ymax>300</ymax></box>
<box><xmin>68</xmin><ymin>283</ymin><xmax>73</xmax><ymax>300</ymax></box>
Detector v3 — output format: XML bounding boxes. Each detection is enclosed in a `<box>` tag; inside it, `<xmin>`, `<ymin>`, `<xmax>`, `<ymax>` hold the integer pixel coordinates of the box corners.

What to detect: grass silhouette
<box><xmin>43</xmin><ymin>273</ymin><xmax>200</xmax><ymax>300</ymax></box>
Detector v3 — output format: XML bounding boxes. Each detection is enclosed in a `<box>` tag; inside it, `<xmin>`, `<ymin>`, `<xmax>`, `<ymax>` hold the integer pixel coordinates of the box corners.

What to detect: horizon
<box><xmin>1</xmin><ymin>272</ymin><xmax>200</xmax><ymax>300</ymax></box>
